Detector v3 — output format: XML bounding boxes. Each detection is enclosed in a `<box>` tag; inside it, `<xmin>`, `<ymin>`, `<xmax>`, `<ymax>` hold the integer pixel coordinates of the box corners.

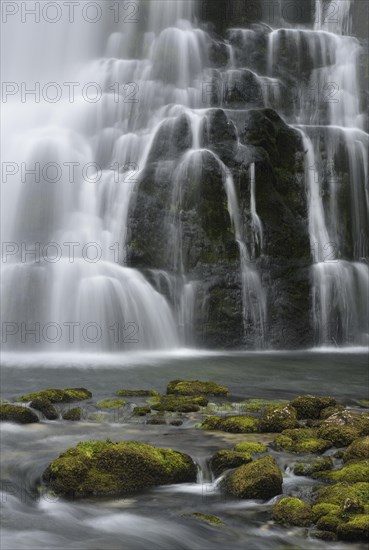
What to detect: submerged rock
<box><xmin>272</xmin><ymin>497</ymin><xmax>313</xmax><ymax>526</ymax></box>
<box><xmin>42</xmin><ymin>440</ymin><xmax>197</xmax><ymax>498</ymax></box>
<box><xmin>223</xmin><ymin>455</ymin><xmax>283</xmax><ymax>500</ymax></box>
<box><xmin>30</xmin><ymin>398</ymin><xmax>58</xmax><ymax>420</ymax></box>
<box><xmin>18</xmin><ymin>388</ymin><xmax>92</xmax><ymax>403</ymax></box>
<box><xmin>260</xmin><ymin>404</ymin><xmax>299</xmax><ymax>432</ymax></box>
<box><xmin>132</xmin><ymin>406</ymin><xmax>151</xmax><ymax>416</ymax></box>
<box><xmin>0</xmin><ymin>404</ymin><xmax>39</xmax><ymax>424</ymax></box>
<box><xmin>116</xmin><ymin>389</ymin><xmax>159</xmax><ymax>397</ymax></box>
<box><xmin>167</xmin><ymin>379</ymin><xmax>229</xmax><ymax>396</ymax></box>
<box><xmin>188</xmin><ymin>512</ymin><xmax>223</xmax><ymax>526</ymax></box>
<box><xmin>210</xmin><ymin>450</ymin><xmax>252</xmax><ymax>477</ymax></box>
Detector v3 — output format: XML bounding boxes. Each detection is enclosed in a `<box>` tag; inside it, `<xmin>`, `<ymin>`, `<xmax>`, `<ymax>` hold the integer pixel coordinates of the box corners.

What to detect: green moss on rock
<box><xmin>320</xmin><ymin>405</ymin><xmax>345</xmax><ymax>419</ymax></box>
<box><xmin>239</xmin><ymin>399</ymin><xmax>289</xmax><ymax>412</ymax></box>
<box><xmin>344</xmin><ymin>437</ymin><xmax>369</xmax><ymax>462</ymax></box>
<box><xmin>201</xmin><ymin>415</ymin><xmax>258</xmax><ymax>433</ymax></box>
<box><xmin>210</xmin><ymin>450</ymin><xmax>252</xmax><ymax>477</ymax></box>
<box><xmin>96</xmin><ymin>399</ymin><xmax>126</xmax><ymax>409</ymax></box>
<box><xmin>116</xmin><ymin>389</ymin><xmax>159</xmax><ymax>397</ymax></box>
<box><xmin>42</xmin><ymin>440</ymin><xmax>197</xmax><ymax>498</ymax></box>
<box><xmin>132</xmin><ymin>406</ymin><xmax>151</xmax><ymax>416</ymax></box>
<box><xmin>150</xmin><ymin>394</ymin><xmax>208</xmax><ymax>412</ymax></box>
<box><xmin>234</xmin><ymin>441</ymin><xmax>268</xmax><ymax>454</ymax></box>
<box><xmin>18</xmin><ymin>388</ymin><xmax>92</xmax><ymax>403</ymax></box>
<box><xmin>272</xmin><ymin>497</ymin><xmax>313</xmax><ymax>527</ymax></box>
<box><xmin>294</xmin><ymin>456</ymin><xmax>333</xmax><ymax>476</ymax></box>
<box><xmin>30</xmin><ymin>398</ymin><xmax>58</xmax><ymax>420</ymax></box>
<box><xmin>274</xmin><ymin>428</ymin><xmax>331</xmax><ymax>454</ymax></box>
<box><xmin>62</xmin><ymin>407</ymin><xmax>81</xmax><ymax>421</ymax></box>
<box><xmin>223</xmin><ymin>455</ymin><xmax>283</xmax><ymax>500</ymax></box>
<box><xmin>290</xmin><ymin>395</ymin><xmax>336</xmax><ymax>420</ymax></box>
<box><xmin>167</xmin><ymin>379</ymin><xmax>229</xmax><ymax>396</ymax></box>
<box><xmin>190</xmin><ymin>513</ymin><xmax>223</xmax><ymax>526</ymax></box>
<box><xmin>337</xmin><ymin>514</ymin><xmax>369</xmax><ymax>542</ymax></box>
<box><xmin>260</xmin><ymin>404</ymin><xmax>298</xmax><ymax>432</ymax></box>
<box><xmin>318</xmin><ymin>411</ymin><xmax>369</xmax><ymax>446</ymax></box>
<box><xmin>315</xmin><ymin>482</ymin><xmax>369</xmax><ymax>507</ymax></box>
<box><xmin>0</xmin><ymin>404</ymin><xmax>39</xmax><ymax>424</ymax></box>
<box><xmin>312</xmin><ymin>503</ymin><xmax>341</xmax><ymax>521</ymax></box>
<box><xmin>316</xmin><ymin>460</ymin><xmax>369</xmax><ymax>483</ymax></box>
<box><xmin>316</xmin><ymin>514</ymin><xmax>341</xmax><ymax>532</ymax></box>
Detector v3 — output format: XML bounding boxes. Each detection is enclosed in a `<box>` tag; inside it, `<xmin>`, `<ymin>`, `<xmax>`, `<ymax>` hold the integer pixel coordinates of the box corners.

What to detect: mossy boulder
<box><xmin>320</xmin><ymin>405</ymin><xmax>345</xmax><ymax>419</ymax></box>
<box><xmin>96</xmin><ymin>399</ymin><xmax>126</xmax><ymax>409</ymax></box>
<box><xmin>201</xmin><ymin>415</ymin><xmax>258</xmax><ymax>433</ymax></box>
<box><xmin>0</xmin><ymin>404</ymin><xmax>39</xmax><ymax>424</ymax></box>
<box><xmin>337</xmin><ymin>514</ymin><xmax>369</xmax><ymax>542</ymax></box>
<box><xmin>260</xmin><ymin>404</ymin><xmax>298</xmax><ymax>432</ymax></box>
<box><xmin>272</xmin><ymin>497</ymin><xmax>313</xmax><ymax>526</ymax></box>
<box><xmin>18</xmin><ymin>388</ymin><xmax>92</xmax><ymax>403</ymax></box>
<box><xmin>294</xmin><ymin>456</ymin><xmax>333</xmax><ymax>476</ymax></box>
<box><xmin>116</xmin><ymin>389</ymin><xmax>159</xmax><ymax>397</ymax></box>
<box><xmin>62</xmin><ymin>407</ymin><xmax>81</xmax><ymax>421</ymax></box>
<box><xmin>344</xmin><ymin>437</ymin><xmax>369</xmax><ymax>462</ymax></box>
<box><xmin>223</xmin><ymin>455</ymin><xmax>283</xmax><ymax>500</ymax></box>
<box><xmin>315</xmin><ymin>482</ymin><xmax>369</xmax><ymax>507</ymax></box>
<box><xmin>274</xmin><ymin>427</ymin><xmax>332</xmax><ymax>454</ymax></box>
<box><xmin>132</xmin><ymin>406</ymin><xmax>151</xmax><ymax>416</ymax></box>
<box><xmin>30</xmin><ymin>398</ymin><xmax>58</xmax><ymax>420</ymax></box>
<box><xmin>150</xmin><ymin>395</ymin><xmax>208</xmax><ymax>412</ymax></box>
<box><xmin>167</xmin><ymin>379</ymin><xmax>229</xmax><ymax>396</ymax></box>
<box><xmin>316</xmin><ymin>460</ymin><xmax>369</xmax><ymax>483</ymax></box>
<box><xmin>312</xmin><ymin>530</ymin><xmax>337</xmax><ymax>541</ymax></box>
<box><xmin>42</xmin><ymin>440</ymin><xmax>197</xmax><ymax>498</ymax></box>
<box><xmin>234</xmin><ymin>441</ymin><xmax>268</xmax><ymax>454</ymax></box>
<box><xmin>316</xmin><ymin>513</ymin><xmax>341</xmax><ymax>532</ymax></box>
<box><xmin>146</xmin><ymin>413</ymin><xmax>167</xmax><ymax>425</ymax></box>
<box><xmin>290</xmin><ymin>395</ymin><xmax>336</xmax><ymax>420</ymax></box>
<box><xmin>312</xmin><ymin>503</ymin><xmax>341</xmax><ymax>521</ymax></box>
<box><xmin>317</xmin><ymin>411</ymin><xmax>369</xmax><ymax>447</ymax></box>
<box><xmin>210</xmin><ymin>450</ymin><xmax>252</xmax><ymax>477</ymax></box>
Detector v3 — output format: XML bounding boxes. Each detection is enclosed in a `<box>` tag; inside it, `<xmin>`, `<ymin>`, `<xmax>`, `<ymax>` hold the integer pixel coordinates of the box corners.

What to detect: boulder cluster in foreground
<box><xmin>1</xmin><ymin>380</ymin><xmax>369</xmax><ymax>542</ymax></box>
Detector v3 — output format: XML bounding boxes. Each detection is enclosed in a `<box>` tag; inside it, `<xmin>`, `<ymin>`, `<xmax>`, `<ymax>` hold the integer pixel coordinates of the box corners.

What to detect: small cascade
<box><xmin>249</xmin><ymin>162</ymin><xmax>263</xmax><ymax>253</ymax></box>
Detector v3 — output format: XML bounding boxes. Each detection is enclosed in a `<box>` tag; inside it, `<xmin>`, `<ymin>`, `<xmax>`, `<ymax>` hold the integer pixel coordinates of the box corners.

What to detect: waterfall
<box><xmin>2</xmin><ymin>0</ymin><xmax>367</xmax><ymax>351</ymax></box>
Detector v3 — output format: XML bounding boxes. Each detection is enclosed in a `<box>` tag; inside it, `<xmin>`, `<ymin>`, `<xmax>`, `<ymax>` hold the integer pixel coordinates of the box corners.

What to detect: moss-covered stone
<box><xmin>272</xmin><ymin>497</ymin><xmax>313</xmax><ymax>526</ymax></box>
<box><xmin>318</xmin><ymin>411</ymin><xmax>369</xmax><ymax>446</ymax></box>
<box><xmin>316</xmin><ymin>514</ymin><xmax>341</xmax><ymax>532</ymax></box>
<box><xmin>320</xmin><ymin>405</ymin><xmax>345</xmax><ymax>419</ymax></box>
<box><xmin>337</xmin><ymin>514</ymin><xmax>369</xmax><ymax>541</ymax></box>
<box><xmin>239</xmin><ymin>399</ymin><xmax>289</xmax><ymax>412</ymax></box>
<box><xmin>42</xmin><ymin>440</ymin><xmax>197</xmax><ymax>498</ymax></box>
<box><xmin>201</xmin><ymin>416</ymin><xmax>223</xmax><ymax>430</ymax></box>
<box><xmin>290</xmin><ymin>395</ymin><xmax>336</xmax><ymax>420</ymax></box>
<box><xmin>0</xmin><ymin>404</ymin><xmax>39</xmax><ymax>424</ymax></box>
<box><xmin>116</xmin><ymin>389</ymin><xmax>159</xmax><ymax>397</ymax></box>
<box><xmin>210</xmin><ymin>450</ymin><xmax>252</xmax><ymax>477</ymax></box>
<box><xmin>312</xmin><ymin>530</ymin><xmax>337</xmax><ymax>541</ymax></box>
<box><xmin>234</xmin><ymin>441</ymin><xmax>268</xmax><ymax>454</ymax></box>
<box><xmin>18</xmin><ymin>388</ymin><xmax>92</xmax><ymax>403</ymax></box>
<box><xmin>315</xmin><ymin>482</ymin><xmax>369</xmax><ymax>507</ymax></box>
<box><xmin>260</xmin><ymin>404</ymin><xmax>298</xmax><ymax>432</ymax></box>
<box><xmin>201</xmin><ymin>415</ymin><xmax>259</xmax><ymax>433</ymax></box>
<box><xmin>30</xmin><ymin>398</ymin><xmax>58</xmax><ymax>420</ymax></box>
<box><xmin>169</xmin><ymin>419</ymin><xmax>183</xmax><ymax>426</ymax></box>
<box><xmin>96</xmin><ymin>399</ymin><xmax>126</xmax><ymax>409</ymax></box>
<box><xmin>274</xmin><ymin>428</ymin><xmax>332</xmax><ymax>453</ymax></box>
<box><xmin>189</xmin><ymin>513</ymin><xmax>223</xmax><ymax>526</ymax></box>
<box><xmin>316</xmin><ymin>460</ymin><xmax>369</xmax><ymax>483</ymax></box>
<box><xmin>132</xmin><ymin>406</ymin><xmax>151</xmax><ymax>416</ymax></box>
<box><xmin>150</xmin><ymin>394</ymin><xmax>208</xmax><ymax>412</ymax></box>
<box><xmin>223</xmin><ymin>455</ymin><xmax>283</xmax><ymax>500</ymax></box>
<box><xmin>63</xmin><ymin>408</ymin><xmax>81</xmax><ymax>421</ymax></box>
<box><xmin>167</xmin><ymin>379</ymin><xmax>229</xmax><ymax>396</ymax></box>
<box><xmin>294</xmin><ymin>456</ymin><xmax>333</xmax><ymax>476</ymax></box>
<box><xmin>312</xmin><ymin>503</ymin><xmax>341</xmax><ymax>521</ymax></box>
<box><xmin>344</xmin><ymin>437</ymin><xmax>369</xmax><ymax>462</ymax></box>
